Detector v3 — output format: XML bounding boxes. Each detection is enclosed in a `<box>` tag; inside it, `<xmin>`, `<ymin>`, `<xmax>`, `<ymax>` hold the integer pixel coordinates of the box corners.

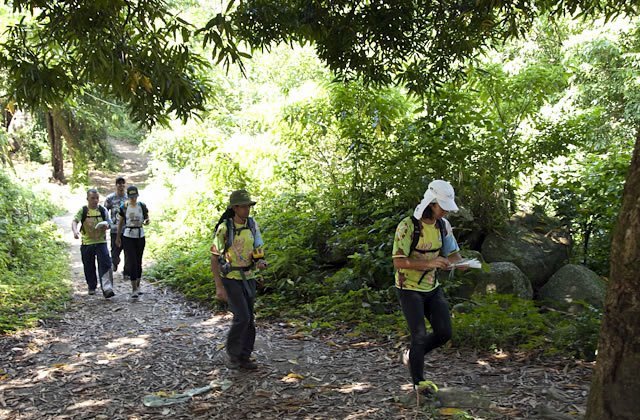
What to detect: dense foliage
<box><xmin>0</xmin><ymin>170</ymin><xmax>70</xmax><ymax>333</ymax></box>
<box><xmin>4</xmin><ymin>3</ymin><xmax>636</xmax><ymax>360</ymax></box>
<box><xmin>144</xmin><ymin>16</ymin><xmax>639</xmax><ymax>358</ymax></box>
<box><xmin>222</xmin><ymin>0</ymin><xmax>639</xmax><ymax>94</ymax></box>
<box><xmin>1</xmin><ymin>0</ymin><xmax>211</xmax><ymax>127</ymax></box>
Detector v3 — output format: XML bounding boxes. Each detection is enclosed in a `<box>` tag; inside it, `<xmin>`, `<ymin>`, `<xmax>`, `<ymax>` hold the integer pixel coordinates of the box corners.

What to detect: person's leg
<box><xmin>223</xmin><ymin>278</ymin><xmax>253</xmax><ymax>363</ymax></box>
<box><xmin>423</xmin><ymin>287</ymin><xmax>452</xmax><ymax>354</ymax></box>
<box><xmin>96</xmin><ymin>243</ymin><xmax>112</xmax><ymax>278</ymax></box>
<box><xmin>122</xmin><ymin>237</ymin><xmax>138</xmax><ymax>278</ymax></box>
<box><xmin>131</xmin><ymin>237</ymin><xmax>145</xmax><ymax>295</ymax></box>
<box><xmin>135</xmin><ymin>237</ymin><xmax>146</xmax><ymax>280</ymax></box>
<box><xmin>110</xmin><ymin>232</ymin><xmax>122</xmax><ymax>271</ymax></box>
<box><xmin>120</xmin><ymin>236</ymin><xmax>131</xmax><ymax>279</ymax></box>
<box><xmin>122</xmin><ymin>236</ymin><xmax>138</xmax><ymax>295</ymax></box>
<box><xmin>241</xmin><ymin>279</ymin><xmax>257</xmax><ymax>360</ymax></box>
<box><xmin>96</xmin><ymin>243</ymin><xmax>114</xmax><ymax>297</ymax></box>
<box><xmin>80</xmin><ymin>245</ymin><xmax>98</xmax><ymax>292</ymax></box>
<box><xmin>397</xmin><ymin>289</ymin><xmax>428</xmax><ymax>384</ymax></box>
<box><xmin>122</xmin><ymin>234</ymin><xmax>131</xmax><ymax>279</ymax></box>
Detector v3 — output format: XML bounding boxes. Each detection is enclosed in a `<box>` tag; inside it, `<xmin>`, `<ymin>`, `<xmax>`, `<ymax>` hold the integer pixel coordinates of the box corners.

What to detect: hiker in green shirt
<box><xmin>392</xmin><ymin>180</ymin><xmax>465</xmax><ymax>397</ymax></box>
<box><xmin>72</xmin><ymin>188</ymin><xmax>114</xmax><ymax>298</ymax></box>
<box><xmin>210</xmin><ymin>189</ymin><xmax>267</xmax><ymax>370</ymax></box>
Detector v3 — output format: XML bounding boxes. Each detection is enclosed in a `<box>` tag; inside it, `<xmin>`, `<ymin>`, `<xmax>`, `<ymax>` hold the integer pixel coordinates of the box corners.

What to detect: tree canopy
<box><xmin>221</xmin><ymin>0</ymin><xmax>640</xmax><ymax>93</ymax></box>
<box><xmin>1</xmin><ymin>0</ymin><xmax>212</xmax><ymax>126</ymax></box>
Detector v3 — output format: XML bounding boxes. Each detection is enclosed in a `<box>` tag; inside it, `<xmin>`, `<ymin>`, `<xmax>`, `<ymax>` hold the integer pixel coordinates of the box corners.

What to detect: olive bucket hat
<box><xmin>228</xmin><ymin>189</ymin><xmax>257</xmax><ymax>208</ymax></box>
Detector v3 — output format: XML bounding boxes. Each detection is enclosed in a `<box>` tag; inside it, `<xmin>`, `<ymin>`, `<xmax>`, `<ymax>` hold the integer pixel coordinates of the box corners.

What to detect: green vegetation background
<box><xmin>0</xmin><ymin>171</ymin><xmax>70</xmax><ymax>332</ymax></box>
<box><xmin>2</xmin><ymin>5</ymin><xmax>634</xmax><ymax>361</ymax></box>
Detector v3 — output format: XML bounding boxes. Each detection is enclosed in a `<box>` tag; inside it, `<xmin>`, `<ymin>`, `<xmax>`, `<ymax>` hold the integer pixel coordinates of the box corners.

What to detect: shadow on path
<box><xmin>0</xmin><ymin>139</ymin><xmax>594</xmax><ymax>419</ymax></box>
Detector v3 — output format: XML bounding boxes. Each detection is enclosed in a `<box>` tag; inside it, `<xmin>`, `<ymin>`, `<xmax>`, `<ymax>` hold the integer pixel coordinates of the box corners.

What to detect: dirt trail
<box><xmin>0</xmin><ymin>140</ymin><xmax>593</xmax><ymax>419</ymax></box>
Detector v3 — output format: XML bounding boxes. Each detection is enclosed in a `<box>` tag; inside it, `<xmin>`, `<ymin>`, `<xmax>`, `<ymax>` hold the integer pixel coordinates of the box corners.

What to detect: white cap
<box><xmin>413</xmin><ymin>180</ymin><xmax>459</xmax><ymax>219</ymax></box>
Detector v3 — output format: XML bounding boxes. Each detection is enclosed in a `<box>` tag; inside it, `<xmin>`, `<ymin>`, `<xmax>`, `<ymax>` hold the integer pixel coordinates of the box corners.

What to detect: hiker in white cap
<box><xmin>392</xmin><ymin>180</ymin><xmax>465</xmax><ymax>397</ymax></box>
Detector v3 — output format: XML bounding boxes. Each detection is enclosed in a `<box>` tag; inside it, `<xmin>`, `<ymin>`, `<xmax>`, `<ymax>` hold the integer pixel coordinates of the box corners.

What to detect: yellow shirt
<box><xmin>392</xmin><ymin>216</ymin><xmax>459</xmax><ymax>292</ymax></box>
<box><xmin>211</xmin><ymin>220</ymin><xmax>261</xmax><ymax>280</ymax></box>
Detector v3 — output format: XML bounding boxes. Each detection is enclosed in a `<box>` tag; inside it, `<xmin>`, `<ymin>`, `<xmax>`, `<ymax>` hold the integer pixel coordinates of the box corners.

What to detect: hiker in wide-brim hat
<box><xmin>211</xmin><ymin>189</ymin><xmax>267</xmax><ymax>370</ymax></box>
<box><xmin>228</xmin><ymin>189</ymin><xmax>257</xmax><ymax>208</ymax></box>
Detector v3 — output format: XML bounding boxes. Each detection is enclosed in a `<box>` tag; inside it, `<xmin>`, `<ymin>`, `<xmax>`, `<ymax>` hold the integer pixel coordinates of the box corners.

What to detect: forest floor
<box><xmin>0</xmin><ymin>139</ymin><xmax>593</xmax><ymax>419</ymax></box>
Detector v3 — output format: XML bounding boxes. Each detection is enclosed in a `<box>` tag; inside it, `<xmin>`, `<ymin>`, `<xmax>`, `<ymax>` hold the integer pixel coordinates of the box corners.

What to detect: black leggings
<box><xmin>397</xmin><ymin>286</ymin><xmax>452</xmax><ymax>385</ymax></box>
<box><xmin>122</xmin><ymin>236</ymin><xmax>146</xmax><ymax>281</ymax></box>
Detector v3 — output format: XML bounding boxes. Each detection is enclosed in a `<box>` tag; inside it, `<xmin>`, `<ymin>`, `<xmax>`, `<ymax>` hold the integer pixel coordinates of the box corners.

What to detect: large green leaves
<box><xmin>0</xmin><ymin>0</ymin><xmax>211</xmax><ymax>127</ymax></box>
<box><xmin>217</xmin><ymin>0</ymin><xmax>640</xmax><ymax>95</ymax></box>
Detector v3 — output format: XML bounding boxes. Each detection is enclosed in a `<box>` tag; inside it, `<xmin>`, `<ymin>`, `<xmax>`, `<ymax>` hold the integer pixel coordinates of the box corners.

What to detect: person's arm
<box><xmin>440</xmin><ymin>218</ymin><xmax>464</xmax><ymax>270</ymax></box>
<box><xmin>72</xmin><ymin>220</ymin><xmax>80</xmax><ymax>240</ymax></box>
<box><xmin>393</xmin><ymin>256</ymin><xmax>451</xmax><ymax>271</ymax></box>
<box><xmin>253</xmin><ymin>221</ymin><xmax>267</xmax><ymax>269</ymax></box>
<box><xmin>115</xmin><ymin>216</ymin><xmax>124</xmax><ymax>247</ymax></box>
<box><xmin>210</xmin><ymin>224</ymin><xmax>228</xmax><ymax>302</ymax></box>
<box><xmin>210</xmin><ymin>251</ymin><xmax>227</xmax><ymax>302</ymax></box>
<box><xmin>447</xmin><ymin>252</ymin><xmax>463</xmax><ymax>264</ymax></box>
<box><xmin>143</xmin><ymin>203</ymin><xmax>150</xmax><ymax>225</ymax></box>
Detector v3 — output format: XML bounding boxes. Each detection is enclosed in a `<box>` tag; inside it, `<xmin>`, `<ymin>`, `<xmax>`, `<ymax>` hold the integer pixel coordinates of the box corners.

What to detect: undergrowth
<box><xmin>0</xmin><ymin>170</ymin><xmax>71</xmax><ymax>333</ymax></box>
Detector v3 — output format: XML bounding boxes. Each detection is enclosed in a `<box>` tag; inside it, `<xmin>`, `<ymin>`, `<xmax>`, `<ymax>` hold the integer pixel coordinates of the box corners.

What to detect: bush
<box><xmin>0</xmin><ymin>170</ymin><xmax>71</xmax><ymax>333</ymax></box>
<box><xmin>452</xmin><ymin>293</ymin><xmax>601</xmax><ymax>358</ymax></box>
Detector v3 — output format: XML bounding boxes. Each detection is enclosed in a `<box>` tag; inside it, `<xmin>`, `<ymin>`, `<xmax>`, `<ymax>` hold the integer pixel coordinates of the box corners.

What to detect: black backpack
<box><xmin>80</xmin><ymin>205</ymin><xmax>108</xmax><ymax>232</ymax></box>
<box><xmin>409</xmin><ymin>216</ymin><xmax>447</xmax><ymax>256</ymax></box>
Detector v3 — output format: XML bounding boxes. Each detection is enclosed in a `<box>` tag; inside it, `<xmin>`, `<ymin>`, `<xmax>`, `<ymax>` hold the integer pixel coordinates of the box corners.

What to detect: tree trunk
<box><xmin>46</xmin><ymin>110</ymin><xmax>65</xmax><ymax>182</ymax></box>
<box><xmin>585</xmin><ymin>130</ymin><xmax>640</xmax><ymax>419</ymax></box>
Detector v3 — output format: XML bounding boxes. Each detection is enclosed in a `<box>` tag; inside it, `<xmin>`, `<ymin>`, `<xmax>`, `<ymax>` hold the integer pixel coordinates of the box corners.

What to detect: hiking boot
<box><xmin>415</xmin><ymin>380</ymin><xmax>439</xmax><ymax>398</ymax></box>
<box><xmin>239</xmin><ymin>358</ymin><xmax>258</xmax><ymax>370</ymax></box>
<box><xmin>131</xmin><ymin>280</ymin><xmax>139</xmax><ymax>299</ymax></box>
<box><xmin>226</xmin><ymin>356</ymin><xmax>242</xmax><ymax>370</ymax></box>
<box><xmin>88</xmin><ymin>289</ymin><xmax>96</xmax><ymax>295</ymax></box>
<box><xmin>103</xmin><ymin>289</ymin><xmax>115</xmax><ymax>299</ymax></box>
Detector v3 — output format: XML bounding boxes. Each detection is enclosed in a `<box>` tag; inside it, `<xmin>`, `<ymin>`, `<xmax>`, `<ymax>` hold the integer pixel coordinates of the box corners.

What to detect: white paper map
<box><xmin>450</xmin><ymin>258</ymin><xmax>482</xmax><ymax>269</ymax></box>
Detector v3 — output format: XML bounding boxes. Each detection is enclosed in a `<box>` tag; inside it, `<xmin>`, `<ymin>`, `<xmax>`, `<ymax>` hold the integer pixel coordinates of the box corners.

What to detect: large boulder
<box><xmin>446</xmin><ymin>261</ymin><xmax>533</xmax><ymax>300</ymax></box>
<box><xmin>474</xmin><ymin>262</ymin><xmax>533</xmax><ymax>299</ymax></box>
<box><xmin>538</xmin><ymin>264</ymin><xmax>607</xmax><ymax>310</ymax></box>
<box><xmin>481</xmin><ymin>226</ymin><xmax>569</xmax><ymax>290</ymax></box>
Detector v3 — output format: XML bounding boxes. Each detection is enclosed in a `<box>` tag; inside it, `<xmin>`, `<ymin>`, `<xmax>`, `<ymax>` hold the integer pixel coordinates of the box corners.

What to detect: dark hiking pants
<box><xmin>109</xmin><ymin>232</ymin><xmax>128</xmax><ymax>274</ymax></box>
<box><xmin>80</xmin><ymin>243</ymin><xmax>112</xmax><ymax>291</ymax></box>
<box><xmin>222</xmin><ymin>278</ymin><xmax>257</xmax><ymax>360</ymax></box>
<box><xmin>397</xmin><ymin>286</ymin><xmax>452</xmax><ymax>385</ymax></box>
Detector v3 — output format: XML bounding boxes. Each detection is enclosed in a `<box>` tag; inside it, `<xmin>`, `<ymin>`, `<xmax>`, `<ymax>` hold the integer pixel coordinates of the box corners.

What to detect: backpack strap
<box><xmin>411</xmin><ymin>217</ymin><xmax>448</xmax><ymax>286</ymax></box>
<box><xmin>80</xmin><ymin>205</ymin><xmax>107</xmax><ymax>232</ymax></box>
<box><xmin>409</xmin><ymin>216</ymin><xmax>421</xmax><ymax>256</ymax></box>
<box><xmin>409</xmin><ymin>216</ymin><xmax>447</xmax><ymax>255</ymax></box>
<box><xmin>220</xmin><ymin>217</ymin><xmax>260</xmax><ymax>273</ymax></box>
<box><xmin>81</xmin><ymin>205</ymin><xmax>89</xmax><ymax>225</ymax></box>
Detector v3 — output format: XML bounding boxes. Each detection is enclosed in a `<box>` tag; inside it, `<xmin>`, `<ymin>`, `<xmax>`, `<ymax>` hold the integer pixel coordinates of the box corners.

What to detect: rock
<box><xmin>436</xmin><ymin>387</ymin><xmax>492</xmax><ymax>409</ymax></box>
<box><xmin>481</xmin><ymin>226</ymin><xmax>569</xmax><ymax>290</ymax></box>
<box><xmin>538</xmin><ymin>264</ymin><xmax>606</xmax><ymax>310</ymax></box>
<box><xmin>445</xmin><ymin>259</ymin><xmax>532</xmax><ymax>300</ymax></box>
<box><xmin>533</xmin><ymin>404</ymin><xmax>576</xmax><ymax>420</ymax></box>
<box><xmin>319</xmin><ymin>240</ymin><xmax>351</xmax><ymax>266</ymax></box>
<box><xmin>473</xmin><ymin>262</ymin><xmax>533</xmax><ymax>299</ymax></box>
